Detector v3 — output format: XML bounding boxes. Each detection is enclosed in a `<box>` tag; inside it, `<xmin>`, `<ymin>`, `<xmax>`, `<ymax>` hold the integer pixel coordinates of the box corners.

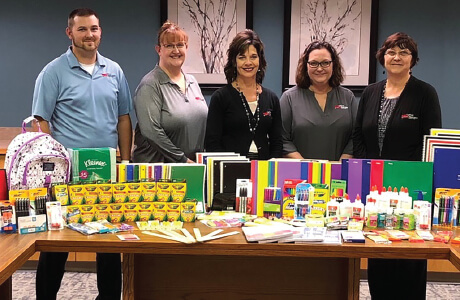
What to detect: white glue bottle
<box><xmin>326</xmin><ymin>194</ymin><xmax>340</xmax><ymax>217</ymax></box>
<box><xmin>352</xmin><ymin>194</ymin><xmax>365</xmax><ymax>218</ymax></box>
<box><xmin>399</xmin><ymin>187</ymin><xmax>413</xmax><ymax>210</ymax></box>
<box><xmin>340</xmin><ymin>194</ymin><xmax>353</xmax><ymax>218</ymax></box>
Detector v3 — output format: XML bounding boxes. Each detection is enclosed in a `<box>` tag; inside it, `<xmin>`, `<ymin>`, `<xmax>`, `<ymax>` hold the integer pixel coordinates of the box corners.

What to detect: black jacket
<box><xmin>353</xmin><ymin>76</ymin><xmax>442</xmax><ymax>161</ymax></box>
<box><xmin>205</xmin><ymin>84</ymin><xmax>283</xmax><ymax>159</ymax></box>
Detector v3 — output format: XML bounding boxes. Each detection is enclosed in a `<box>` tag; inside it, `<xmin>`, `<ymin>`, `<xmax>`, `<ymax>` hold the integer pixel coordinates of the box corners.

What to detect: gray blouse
<box><xmin>280</xmin><ymin>86</ymin><xmax>357</xmax><ymax>161</ymax></box>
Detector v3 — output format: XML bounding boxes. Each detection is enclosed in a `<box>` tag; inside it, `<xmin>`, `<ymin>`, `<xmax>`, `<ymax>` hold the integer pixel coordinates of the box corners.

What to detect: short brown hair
<box><xmin>157</xmin><ymin>21</ymin><xmax>188</xmax><ymax>46</ymax></box>
<box><xmin>295</xmin><ymin>41</ymin><xmax>344</xmax><ymax>88</ymax></box>
<box><xmin>376</xmin><ymin>32</ymin><xmax>419</xmax><ymax>68</ymax></box>
<box><xmin>68</xmin><ymin>8</ymin><xmax>99</xmax><ymax>28</ymax></box>
<box><xmin>224</xmin><ymin>29</ymin><xmax>267</xmax><ymax>84</ymax></box>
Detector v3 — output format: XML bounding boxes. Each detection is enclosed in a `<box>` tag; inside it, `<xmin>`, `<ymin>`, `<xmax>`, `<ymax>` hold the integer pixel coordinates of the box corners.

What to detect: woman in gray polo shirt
<box><xmin>280</xmin><ymin>41</ymin><xmax>357</xmax><ymax>161</ymax></box>
<box><xmin>133</xmin><ymin>21</ymin><xmax>208</xmax><ymax>163</ymax></box>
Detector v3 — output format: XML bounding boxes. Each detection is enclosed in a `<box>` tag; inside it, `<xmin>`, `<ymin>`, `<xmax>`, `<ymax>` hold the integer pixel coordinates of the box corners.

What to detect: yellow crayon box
<box><xmin>156</xmin><ymin>180</ymin><xmax>171</xmax><ymax>202</ymax></box>
<box><xmin>94</xmin><ymin>204</ymin><xmax>110</xmax><ymax>221</ymax></box>
<box><xmin>138</xmin><ymin>202</ymin><xmax>154</xmax><ymax>221</ymax></box>
<box><xmin>84</xmin><ymin>183</ymin><xmax>99</xmax><ymax>205</ymax></box>
<box><xmin>68</xmin><ymin>183</ymin><xmax>85</xmax><ymax>205</ymax></box>
<box><xmin>52</xmin><ymin>184</ymin><xmax>69</xmax><ymax>205</ymax></box>
<box><xmin>97</xmin><ymin>181</ymin><xmax>113</xmax><ymax>204</ymax></box>
<box><xmin>65</xmin><ymin>205</ymin><xmax>81</xmax><ymax>224</ymax></box>
<box><xmin>166</xmin><ymin>202</ymin><xmax>181</xmax><ymax>222</ymax></box>
<box><xmin>180</xmin><ymin>200</ymin><xmax>196</xmax><ymax>222</ymax></box>
<box><xmin>112</xmin><ymin>183</ymin><xmax>128</xmax><ymax>203</ymax></box>
<box><xmin>141</xmin><ymin>180</ymin><xmax>156</xmax><ymax>202</ymax></box>
<box><xmin>171</xmin><ymin>180</ymin><xmax>187</xmax><ymax>203</ymax></box>
<box><xmin>127</xmin><ymin>182</ymin><xmax>142</xmax><ymax>203</ymax></box>
<box><xmin>79</xmin><ymin>205</ymin><xmax>95</xmax><ymax>223</ymax></box>
<box><xmin>152</xmin><ymin>202</ymin><xmax>167</xmax><ymax>221</ymax></box>
<box><xmin>109</xmin><ymin>203</ymin><xmax>124</xmax><ymax>223</ymax></box>
<box><xmin>123</xmin><ymin>203</ymin><xmax>138</xmax><ymax>222</ymax></box>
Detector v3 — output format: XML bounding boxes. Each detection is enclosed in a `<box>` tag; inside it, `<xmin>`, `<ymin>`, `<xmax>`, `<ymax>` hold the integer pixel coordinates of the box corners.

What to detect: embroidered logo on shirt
<box><xmin>334</xmin><ymin>105</ymin><xmax>349</xmax><ymax>109</ymax></box>
<box><xmin>263</xmin><ymin>111</ymin><xmax>272</xmax><ymax>117</ymax></box>
<box><xmin>401</xmin><ymin>114</ymin><xmax>418</xmax><ymax>120</ymax></box>
<box><xmin>195</xmin><ymin>97</ymin><xmax>204</xmax><ymax>101</ymax></box>
<box><xmin>102</xmin><ymin>73</ymin><xmax>108</xmax><ymax>77</ymax></box>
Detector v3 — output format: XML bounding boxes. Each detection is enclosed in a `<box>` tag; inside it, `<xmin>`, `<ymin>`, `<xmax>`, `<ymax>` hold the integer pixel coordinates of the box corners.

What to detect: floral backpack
<box><xmin>4</xmin><ymin>117</ymin><xmax>71</xmax><ymax>190</ymax></box>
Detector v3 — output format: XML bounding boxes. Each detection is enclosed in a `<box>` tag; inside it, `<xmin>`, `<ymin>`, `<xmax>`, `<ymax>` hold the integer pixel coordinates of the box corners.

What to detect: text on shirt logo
<box><xmin>334</xmin><ymin>105</ymin><xmax>348</xmax><ymax>109</ymax></box>
<box><xmin>263</xmin><ymin>111</ymin><xmax>272</xmax><ymax>117</ymax></box>
<box><xmin>401</xmin><ymin>114</ymin><xmax>418</xmax><ymax>120</ymax></box>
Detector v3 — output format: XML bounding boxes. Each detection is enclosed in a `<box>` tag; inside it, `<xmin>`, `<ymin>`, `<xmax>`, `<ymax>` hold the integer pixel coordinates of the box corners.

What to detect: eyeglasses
<box><xmin>162</xmin><ymin>43</ymin><xmax>186</xmax><ymax>50</ymax></box>
<box><xmin>385</xmin><ymin>50</ymin><xmax>412</xmax><ymax>57</ymax></box>
<box><xmin>307</xmin><ymin>61</ymin><xmax>332</xmax><ymax>68</ymax></box>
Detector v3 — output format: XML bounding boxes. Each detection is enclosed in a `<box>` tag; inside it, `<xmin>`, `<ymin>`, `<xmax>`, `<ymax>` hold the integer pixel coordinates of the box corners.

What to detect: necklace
<box><xmin>234</xmin><ymin>81</ymin><xmax>260</xmax><ymax>135</ymax></box>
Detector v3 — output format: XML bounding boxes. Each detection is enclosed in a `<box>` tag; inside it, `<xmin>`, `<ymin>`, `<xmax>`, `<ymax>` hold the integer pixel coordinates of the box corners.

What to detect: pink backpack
<box><xmin>4</xmin><ymin>117</ymin><xmax>71</xmax><ymax>190</ymax></box>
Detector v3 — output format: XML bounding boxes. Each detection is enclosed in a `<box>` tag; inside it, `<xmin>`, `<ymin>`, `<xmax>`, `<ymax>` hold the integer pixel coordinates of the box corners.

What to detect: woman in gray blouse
<box><xmin>280</xmin><ymin>41</ymin><xmax>357</xmax><ymax>161</ymax></box>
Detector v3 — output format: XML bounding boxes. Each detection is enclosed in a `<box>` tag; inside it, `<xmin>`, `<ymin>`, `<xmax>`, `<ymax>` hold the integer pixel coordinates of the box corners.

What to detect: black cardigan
<box><xmin>353</xmin><ymin>76</ymin><xmax>442</xmax><ymax>161</ymax></box>
<box><xmin>205</xmin><ymin>84</ymin><xmax>283</xmax><ymax>159</ymax></box>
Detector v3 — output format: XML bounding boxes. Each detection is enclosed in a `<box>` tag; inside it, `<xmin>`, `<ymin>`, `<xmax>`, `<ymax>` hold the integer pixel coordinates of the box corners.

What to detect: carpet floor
<box><xmin>11</xmin><ymin>270</ymin><xmax>460</xmax><ymax>299</ymax></box>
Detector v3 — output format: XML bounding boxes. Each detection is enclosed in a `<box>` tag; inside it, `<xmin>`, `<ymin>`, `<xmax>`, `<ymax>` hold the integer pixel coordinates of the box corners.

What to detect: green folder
<box><xmin>383</xmin><ymin>161</ymin><xmax>434</xmax><ymax>202</ymax></box>
<box><xmin>169</xmin><ymin>164</ymin><xmax>206</xmax><ymax>213</ymax></box>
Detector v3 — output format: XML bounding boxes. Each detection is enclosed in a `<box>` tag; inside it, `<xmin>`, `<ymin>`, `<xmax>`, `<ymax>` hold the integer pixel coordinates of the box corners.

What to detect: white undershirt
<box><xmin>248</xmin><ymin>101</ymin><xmax>258</xmax><ymax>153</ymax></box>
<box><xmin>80</xmin><ymin>62</ymin><xmax>96</xmax><ymax>75</ymax></box>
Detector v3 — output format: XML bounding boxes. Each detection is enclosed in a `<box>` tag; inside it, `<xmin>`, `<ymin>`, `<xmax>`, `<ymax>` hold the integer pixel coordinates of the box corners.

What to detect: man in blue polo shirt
<box><xmin>32</xmin><ymin>8</ymin><xmax>132</xmax><ymax>300</ymax></box>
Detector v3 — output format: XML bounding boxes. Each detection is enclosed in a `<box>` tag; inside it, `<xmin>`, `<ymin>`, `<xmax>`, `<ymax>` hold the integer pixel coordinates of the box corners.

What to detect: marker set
<box><xmin>263</xmin><ymin>187</ymin><xmax>281</xmax><ymax>218</ymax></box>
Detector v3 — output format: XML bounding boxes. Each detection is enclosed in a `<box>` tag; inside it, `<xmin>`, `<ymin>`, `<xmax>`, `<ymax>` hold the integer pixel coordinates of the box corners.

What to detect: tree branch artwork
<box><xmin>181</xmin><ymin>0</ymin><xmax>237</xmax><ymax>74</ymax></box>
<box><xmin>301</xmin><ymin>0</ymin><xmax>361</xmax><ymax>54</ymax></box>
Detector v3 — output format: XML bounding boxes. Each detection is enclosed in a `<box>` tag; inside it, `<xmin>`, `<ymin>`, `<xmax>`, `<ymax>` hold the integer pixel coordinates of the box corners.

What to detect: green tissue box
<box><xmin>68</xmin><ymin>147</ymin><xmax>116</xmax><ymax>183</ymax></box>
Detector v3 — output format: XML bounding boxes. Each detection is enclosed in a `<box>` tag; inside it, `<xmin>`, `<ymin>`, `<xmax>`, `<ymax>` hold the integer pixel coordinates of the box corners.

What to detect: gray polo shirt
<box><xmin>280</xmin><ymin>86</ymin><xmax>357</xmax><ymax>161</ymax></box>
<box><xmin>133</xmin><ymin>66</ymin><xmax>208</xmax><ymax>163</ymax></box>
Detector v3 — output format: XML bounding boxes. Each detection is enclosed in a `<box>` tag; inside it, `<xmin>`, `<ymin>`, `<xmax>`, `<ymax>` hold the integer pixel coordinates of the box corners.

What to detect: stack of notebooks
<box><xmin>197</xmin><ymin>152</ymin><xmax>251</xmax><ymax>209</ymax></box>
<box><xmin>423</xmin><ymin>128</ymin><xmax>460</xmax><ymax>191</ymax></box>
<box><xmin>241</xmin><ymin>225</ymin><xmax>342</xmax><ymax>244</ymax></box>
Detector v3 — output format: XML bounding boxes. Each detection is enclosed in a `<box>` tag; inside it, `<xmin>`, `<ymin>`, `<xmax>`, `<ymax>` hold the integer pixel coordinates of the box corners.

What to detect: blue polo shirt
<box><xmin>32</xmin><ymin>47</ymin><xmax>133</xmax><ymax>149</ymax></box>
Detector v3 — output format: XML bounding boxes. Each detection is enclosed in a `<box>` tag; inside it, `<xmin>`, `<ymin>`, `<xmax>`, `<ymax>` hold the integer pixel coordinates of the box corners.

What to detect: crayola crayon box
<box><xmin>97</xmin><ymin>181</ymin><xmax>113</xmax><ymax>204</ymax></box>
<box><xmin>152</xmin><ymin>202</ymin><xmax>167</xmax><ymax>221</ymax></box>
<box><xmin>138</xmin><ymin>202</ymin><xmax>154</xmax><ymax>221</ymax></box>
<box><xmin>310</xmin><ymin>183</ymin><xmax>329</xmax><ymax>216</ymax></box>
<box><xmin>127</xmin><ymin>182</ymin><xmax>142</xmax><ymax>202</ymax></box>
<box><xmin>123</xmin><ymin>203</ymin><xmax>139</xmax><ymax>222</ymax></box>
<box><xmin>141</xmin><ymin>180</ymin><xmax>156</xmax><ymax>202</ymax></box>
<box><xmin>95</xmin><ymin>204</ymin><xmax>110</xmax><ymax>221</ymax></box>
<box><xmin>68</xmin><ymin>147</ymin><xmax>116</xmax><ymax>183</ymax></box>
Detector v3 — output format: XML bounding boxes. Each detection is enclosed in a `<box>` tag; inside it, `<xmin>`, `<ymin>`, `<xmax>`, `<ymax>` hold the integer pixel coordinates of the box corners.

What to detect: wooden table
<box><xmin>1</xmin><ymin>224</ymin><xmax>459</xmax><ymax>300</ymax></box>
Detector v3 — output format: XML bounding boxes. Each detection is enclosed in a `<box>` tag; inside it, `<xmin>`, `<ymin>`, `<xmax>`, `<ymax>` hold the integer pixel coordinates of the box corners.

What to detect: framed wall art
<box><xmin>162</xmin><ymin>0</ymin><xmax>253</xmax><ymax>89</ymax></box>
<box><xmin>282</xmin><ymin>0</ymin><xmax>378</xmax><ymax>92</ymax></box>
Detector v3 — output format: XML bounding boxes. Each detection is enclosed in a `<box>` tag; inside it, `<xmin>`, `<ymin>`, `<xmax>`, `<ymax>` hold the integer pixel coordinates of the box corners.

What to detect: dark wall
<box><xmin>1</xmin><ymin>0</ymin><xmax>459</xmax><ymax>128</ymax></box>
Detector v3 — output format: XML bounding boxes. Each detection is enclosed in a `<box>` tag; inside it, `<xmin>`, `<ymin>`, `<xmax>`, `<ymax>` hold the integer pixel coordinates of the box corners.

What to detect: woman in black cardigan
<box><xmin>353</xmin><ymin>32</ymin><xmax>441</xmax><ymax>300</ymax></box>
<box><xmin>204</xmin><ymin>29</ymin><xmax>282</xmax><ymax>160</ymax></box>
